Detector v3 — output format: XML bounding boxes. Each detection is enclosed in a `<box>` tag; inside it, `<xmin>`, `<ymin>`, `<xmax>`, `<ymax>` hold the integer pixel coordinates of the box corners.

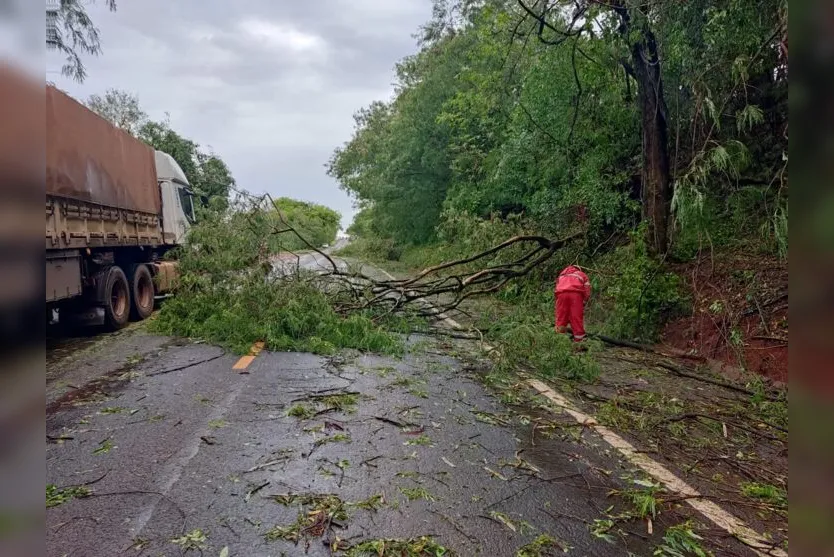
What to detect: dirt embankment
<box><xmin>661</xmin><ymin>252</ymin><xmax>787</xmax><ymax>384</ymax></box>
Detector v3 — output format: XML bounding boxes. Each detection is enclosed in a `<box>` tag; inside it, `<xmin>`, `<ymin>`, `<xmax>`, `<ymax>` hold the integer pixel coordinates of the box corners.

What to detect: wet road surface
<box><xmin>46</xmin><ymin>329</ymin><xmax>680</xmax><ymax>556</ymax></box>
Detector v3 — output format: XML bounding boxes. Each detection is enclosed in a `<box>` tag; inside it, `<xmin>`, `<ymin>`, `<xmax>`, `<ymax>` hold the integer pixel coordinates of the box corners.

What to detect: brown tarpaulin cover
<box><xmin>46</xmin><ymin>85</ymin><xmax>161</xmax><ymax>214</ymax></box>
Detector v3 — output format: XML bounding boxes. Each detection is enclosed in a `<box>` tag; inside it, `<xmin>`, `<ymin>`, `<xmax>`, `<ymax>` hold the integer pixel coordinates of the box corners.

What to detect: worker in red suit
<box><xmin>554</xmin><ymin>265</ymin><xmax>591</xmax><ymax>342</ymax></box>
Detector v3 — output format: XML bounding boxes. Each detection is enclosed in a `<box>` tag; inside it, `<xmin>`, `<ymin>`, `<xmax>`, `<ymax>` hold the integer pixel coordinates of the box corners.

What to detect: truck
<box><xmin>46</xmin><ymin>85</ymin><xmax>195</xmax><ymax>329</ymax></box>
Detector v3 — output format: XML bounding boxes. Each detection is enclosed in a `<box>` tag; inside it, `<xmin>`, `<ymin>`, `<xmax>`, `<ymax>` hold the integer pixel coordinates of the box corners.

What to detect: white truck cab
<box><xmin>155</xmin><ymin>150</ymin><xmax>195</xmax><ymax>245</ymax></box>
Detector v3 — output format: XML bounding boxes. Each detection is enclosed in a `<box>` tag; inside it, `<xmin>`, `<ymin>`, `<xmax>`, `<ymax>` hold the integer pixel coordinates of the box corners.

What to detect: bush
<box><xmin>484</xmin><ymin>304</ymin><xmax>600</xmax><ymax>383</ymax></box>
<box><xmin>151</xmin><ymin>200</ymin><xmax>401</xmax><ymax>356</ymax></box>
<box><xmin>600</xmin><ymin>229</ymin><xmax>687</xmax><ymax>342</ymax></box>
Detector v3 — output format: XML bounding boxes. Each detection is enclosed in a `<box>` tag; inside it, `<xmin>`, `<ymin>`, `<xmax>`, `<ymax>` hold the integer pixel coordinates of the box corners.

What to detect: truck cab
<box><xmin>155</xmin><ymin>150</ymin><xmax>195</xmax><ymax>245</ymax></box>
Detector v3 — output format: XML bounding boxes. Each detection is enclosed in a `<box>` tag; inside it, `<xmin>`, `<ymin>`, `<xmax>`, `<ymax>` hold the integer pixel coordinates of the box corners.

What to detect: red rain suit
<box><xmin>554</xmin><ymin>265</ymin><xmax>591</xmax><ymax>341</ymax></box>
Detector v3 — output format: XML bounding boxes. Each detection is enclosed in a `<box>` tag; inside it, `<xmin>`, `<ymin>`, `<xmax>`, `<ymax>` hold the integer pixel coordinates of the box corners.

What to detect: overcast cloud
<box><xmin>45</xmin><ymin>0</ymin><xmax>432</xmax><ymax>229</ymax></box>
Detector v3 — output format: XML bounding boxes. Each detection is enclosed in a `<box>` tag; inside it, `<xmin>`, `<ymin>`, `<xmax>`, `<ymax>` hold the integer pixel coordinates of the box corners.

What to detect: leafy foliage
<box><xmin>47</xmin><ymin>0</ymin><xmax>118</xmax><ymax>83</ymax></box>
<box><xmin>740</xmin><ymin>482</ymin><xmax>787</xmax><ymax>509</ymax></box>
<box><xmin>46</xmin><ymin>484</ymin><xmax>92</xmax><ymax>508</ymax></box>
<box><xmin>329</xmin><ymin>0</ymin><xmax>786</xmax><ymax>254</ymax></box>
<box><xmin>653</xmin><ymin>522</ymin><xmax>711</xmax><ymax>557</ymax></box>
<box><xmin>599</xmin><ymin>228</ymin><xmax>687</xmax><ymax>342</ymax></box>
<box><xmin>150</xmin><ymin>196</ymin><xmax>400</xmax><ymax>356</ymax></box>
<box><xmin>343</xmin><ymin>536</ymin><xmax>452</xmax><ymax>556</ymax></box>
<box><xmin>138</xmin><ymin>118</ymin><xmax>234</xmax><ymax>210</ymax></box>
<box><xmin>86</xmin><ymin>89</ymin><xmax>146</xmax><ymax>136</ymax></box>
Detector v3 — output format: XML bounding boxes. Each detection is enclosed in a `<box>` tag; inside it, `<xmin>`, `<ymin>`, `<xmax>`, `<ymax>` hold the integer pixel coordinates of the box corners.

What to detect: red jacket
<box><xmin>555</xmin><ymin>265</ymin><xmax>591</xmax><ymax>302</ymax></box>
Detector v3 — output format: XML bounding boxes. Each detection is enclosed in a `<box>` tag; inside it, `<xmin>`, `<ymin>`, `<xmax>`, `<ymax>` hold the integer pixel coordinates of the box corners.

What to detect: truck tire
<box><xmin>102</xmin><ymin>266</ymin><xmax>131</xmax><ymax>330</ymax></box>
<box><xmin>128</xmin><ymin>264</ymin><xmax>155</xmax><ymax>320</ymax></box>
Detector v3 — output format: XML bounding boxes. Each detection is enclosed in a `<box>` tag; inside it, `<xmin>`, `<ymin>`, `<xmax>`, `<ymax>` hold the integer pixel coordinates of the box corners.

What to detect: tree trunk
<box><xmin>632</xmin><ymin>35</ymin><xmax>671</xmax><ymax>254</ymax></box>
<box><xmin>615</xmin><ymin>3</ymin><xmax>672</xmax><ymax>254</ymax></box>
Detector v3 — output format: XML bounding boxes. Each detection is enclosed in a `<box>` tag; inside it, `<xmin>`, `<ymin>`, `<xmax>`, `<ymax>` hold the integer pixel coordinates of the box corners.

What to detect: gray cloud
<box><xmin>46</xmin><ymin>0</ymin><xmax>431</xmax><ymax>228</ymax></box>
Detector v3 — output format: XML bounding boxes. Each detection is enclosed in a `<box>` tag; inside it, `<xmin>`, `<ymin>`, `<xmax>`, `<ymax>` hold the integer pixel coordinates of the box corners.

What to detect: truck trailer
<box><xmin>46</xmin><ymin>85</ymin><xmax>194</xmax><ymax>329</ymax></box>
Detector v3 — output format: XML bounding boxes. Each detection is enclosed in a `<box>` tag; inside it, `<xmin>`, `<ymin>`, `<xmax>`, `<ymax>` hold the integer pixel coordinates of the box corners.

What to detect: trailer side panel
<box><xmin>46</xmin><ymin>86</ymin><xmax>161</xmax><ymax>216</ymax></box>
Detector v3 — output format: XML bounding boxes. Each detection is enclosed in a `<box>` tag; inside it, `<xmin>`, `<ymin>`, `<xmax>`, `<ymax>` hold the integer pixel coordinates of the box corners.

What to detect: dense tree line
<box><xmin>272</xmin><ymin>197</ymin><xmax>341</xmax><ymax>250</ymax></box>
<box><xmin>329</xmin><ymin>0</ymin><xmax>788</xmax><ymax>259</ymax></box>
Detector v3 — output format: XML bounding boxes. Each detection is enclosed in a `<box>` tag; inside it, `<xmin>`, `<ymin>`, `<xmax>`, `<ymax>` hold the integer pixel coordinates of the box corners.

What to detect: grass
<box><xmin>314</xmin><ymin>433</ymin><xmax>351</xmax><ymax>447</ymax></box>
<box><xmin>342</xmin><ymin>536</ymin><xmax>452</xmax><ymax>556</ymax></box>
<box><xmin>613</xmin><ymin>479</ymin><xmax>664</xmax><ymax>519</ymax></box>
<box><xmin>399</xmin><ymin>486</ymin><xmax>436</xmax><ymax>502</ymax></box>
<box><xmin>287</xmin><ymin>404</ymin><xmax>316</xmax><ymax>419</ymax></box>
<box><xmin>740</xmin><ymin>482</ymin><xmax>787</xmax><ymax>509</ymax></box>
<box><xmin>589</xmin><ymin>518</ymin><xmax>616</xmax><ymax>544</ymax></box>
<box><xmin>404</xmin><ymin>434</ymin><xmax>432</xmax><ymax>446</ymax></box>
<box><xmin>170</xmin><ymin>529</ymin><xmax>208</xmax><ymax>551</ymax></box>
<box><xmin>391</xmin><ymin>375</ymin><xmax>418</xmax><ymax>387</ymax></box>
<box><xmin>318</xmin><ymin>393</ymin><xmax>359</xmax><ymax>413</ymax></box>
<box><xmin>409</xmin><ymin>387</ymin><xmax>429</xmax><ymax>399</ymax></box>
<box><xmin>349</xmin><ymin>493</ymin><xmax>386</xmax><ymax>511</ymax></box>
<box><xmin>46</xmin><ymin>484</ymin><xmax>92</xmax><ymax>508</ymax></box>
<box><xmin>92</xmin><ymin>439</ymin><xmax>114</xmax><ymax>455</ymax></box>
<box><xmin>516</xmin><ymin>534</ymin><xmax>568</xmax><ymax>556</ymax></box>
<box><xmin>208</xmin><ymin>419</ymin><xmax>227</xmax><ymax>429</ymax></box>
<box><xmin>653</xmin><ymin>521</ymin><xmax>710</xmax><ymax>556</ymax></box>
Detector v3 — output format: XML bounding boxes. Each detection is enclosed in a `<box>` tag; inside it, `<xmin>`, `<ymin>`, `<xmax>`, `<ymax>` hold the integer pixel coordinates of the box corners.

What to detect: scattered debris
<box><xmin>589</xmin><ymin>519</ymin><xmax>617</xmax><ymax>544</ymax></box>
<box><xmin>488</xmin><ymin>510</ymin><xmax>517</xmax><ymax>532</ymax></box>
<box><xmin>314</xmin><ymin>433</ymin><xmax>351</xmax><ymax>447</ymax></box>
<box><xmin>472</xmin><ymin>411</ymin><xmax>511</xmax><ymax>426</ymax></box>
<box><xmin>170</xmin><ymin>528</ymin><xmax>208</xmax><ymax>551</ymax></box>
<box><xmin>654</xmin><ymin>521</ymin><xmax>709</xmax><ymax>557</ymax></box>
<box><xmin>46</xmin><ymin>484</ymin><xmax>92</xmax><ymax>508</ymax></box>
<box><xmin>516</xmin><ymin>533</ymin><xmax>570</xmax><ymax>556</ymax></box>
<box><xmin>404</xmin><ymin>434</ymin><xmax>431</xmax><ymax>446</ymax></box>
<box><xmin>341</xmin><ymin>535</ymin><xmax>453</xmax><ymax>556</ymax></box>
<box><xmin>484</xmin><ymin>466</ymin><xmax>508</xmax><ymax>481</ymax></box>
<box><xmin>265</xmin><ymin>493</ymin><xmax>349</xmax><ymax>545</ymax></box>
<box><xmin>399</xmin><ymin>486</ymin><xmax>436</xmax><ymax>502</ymax></box>
<box><xmin>245</xmin><ymin>481</ymin><xmax>270</xmax><ymax>502</ymax></box>
<box><xmin>288</xmin><ymin>404</ymin><xmax>316</xmax><ymax>419</ymax></box>
<box><xmin>92</xmin><ymin>438</ymin><xmax>114</xmax><ymax>455</ymax></box>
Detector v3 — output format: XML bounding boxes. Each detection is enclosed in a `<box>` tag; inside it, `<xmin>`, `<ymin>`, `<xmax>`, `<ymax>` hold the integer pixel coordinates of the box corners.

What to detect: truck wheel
<box><xmin>102</xmin><ymin>266</ymin><xmax>130</xmax><ymax>330</ymax></box>
<box><xmin>128</xmin><ymin>264</ymin><xmax>155</xmax><ymax>320</ymax></box>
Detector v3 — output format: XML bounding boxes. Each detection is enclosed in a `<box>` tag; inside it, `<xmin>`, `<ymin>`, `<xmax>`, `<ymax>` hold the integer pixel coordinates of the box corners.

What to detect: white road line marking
<box><xmin>375</xmin><ymin>261</ymin><xmax>785</xmax><ymax>556</ymax></box>
<box><xmin>528</xmin><ymin>379</ymin><xmax>787</xmax><ymax>557</ymax></box>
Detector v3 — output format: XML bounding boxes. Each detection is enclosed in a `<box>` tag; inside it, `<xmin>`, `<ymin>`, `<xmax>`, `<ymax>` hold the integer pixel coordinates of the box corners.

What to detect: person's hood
<box><xmin>562</xmin><ymin>265</ymin><xmax>581</xmax><ymax>274</ymax></box>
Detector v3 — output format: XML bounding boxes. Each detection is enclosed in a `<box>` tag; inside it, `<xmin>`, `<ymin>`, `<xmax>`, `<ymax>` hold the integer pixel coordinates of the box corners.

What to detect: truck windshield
<box><xmin>178</xmin><ymin>186</ymin><xmax>195</xmax><ymax>223</ymax></box>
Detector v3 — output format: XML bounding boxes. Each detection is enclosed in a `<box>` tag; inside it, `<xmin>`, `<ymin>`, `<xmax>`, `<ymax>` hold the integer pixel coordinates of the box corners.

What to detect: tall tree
<box><xmin>87</xmin><ymin>89</ymin><xmax>147</xmax><ymax>136</ymax></box>
<box><xmin>517</xmin><ymin>0</ymin><xmax>672</xmax><ymax>253</ymax></box>
<box><xmin>331</xmin><ymin>0</ymin><xmax>786</xmax><ymax>258</ymax></box>
<box><xmin>47</xmin><ymin>0</ymin><xmax>117</xmax><ymax>83</ymax></box>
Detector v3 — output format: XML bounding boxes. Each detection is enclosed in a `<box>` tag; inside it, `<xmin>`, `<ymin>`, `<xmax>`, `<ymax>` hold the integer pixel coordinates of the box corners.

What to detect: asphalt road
<box><xmin>46</xmin><ymin>327</ymin><xmax>685</xmax><ymax>557</ymax></box>
<box><xmin>45</xmin><ymin>250</ymin><xmax>758</xmax><ymax>556</ymax></box>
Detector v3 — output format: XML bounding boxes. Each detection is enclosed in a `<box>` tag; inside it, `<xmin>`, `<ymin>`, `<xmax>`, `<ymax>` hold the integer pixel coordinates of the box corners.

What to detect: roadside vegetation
<box><xmin>150</xmin><ymin>194</ymin><xmax>403</xmax><ymax>355</ymax></box>
<box><xmin>331</xmin><ymin>0</ymin><xmax>787</xmax><ymax>378</ymax></box>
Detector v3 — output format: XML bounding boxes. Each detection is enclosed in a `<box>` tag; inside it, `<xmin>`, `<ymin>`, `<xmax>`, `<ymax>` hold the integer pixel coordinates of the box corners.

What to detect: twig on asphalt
<box><xmin>245</xmin><ymin>481</ymin><xmax>269</xmax><ymax>502</ymax></box>
<box><xmin>245</xmin><ymin>459</ymin><xmax>287</xmax><ymax>473</ymax></box>
<box><xmin>145</xmin><ymin>351</ymin><xmax>226</xmax><ymax>377</ymax></box>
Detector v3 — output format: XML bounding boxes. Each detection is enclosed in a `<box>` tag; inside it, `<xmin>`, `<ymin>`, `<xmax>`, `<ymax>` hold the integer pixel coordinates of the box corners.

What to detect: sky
<box><xmin>45</xmin><ymin>0</ymin><xmax>433</xmax><ymax>230</ymax></box>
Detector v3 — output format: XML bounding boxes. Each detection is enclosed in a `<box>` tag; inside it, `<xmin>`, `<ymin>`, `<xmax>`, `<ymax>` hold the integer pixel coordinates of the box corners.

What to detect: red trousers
<box><xmin>555</xmin><ymin>291</ymin><xmax>586</xmax><ymax>341</ymax></box>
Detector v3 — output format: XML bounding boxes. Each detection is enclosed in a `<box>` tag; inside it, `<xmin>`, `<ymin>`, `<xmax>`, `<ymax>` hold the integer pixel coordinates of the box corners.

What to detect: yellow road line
<box><xmin>232</xmin><ymin>355</ymin><xmax>255</xmax><ymax>370</ymax></box>
<box><xmin>232</xmin><ymin>341</ymin><xmax>265</xmax><ymax>371</ymax></box>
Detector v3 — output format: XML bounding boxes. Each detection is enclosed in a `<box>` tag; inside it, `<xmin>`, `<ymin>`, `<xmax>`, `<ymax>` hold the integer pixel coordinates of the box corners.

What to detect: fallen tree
<box><xmin>243</xmin><ymin>190</ymin><xmax>584</xmax><ymax>322</ymax></box>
